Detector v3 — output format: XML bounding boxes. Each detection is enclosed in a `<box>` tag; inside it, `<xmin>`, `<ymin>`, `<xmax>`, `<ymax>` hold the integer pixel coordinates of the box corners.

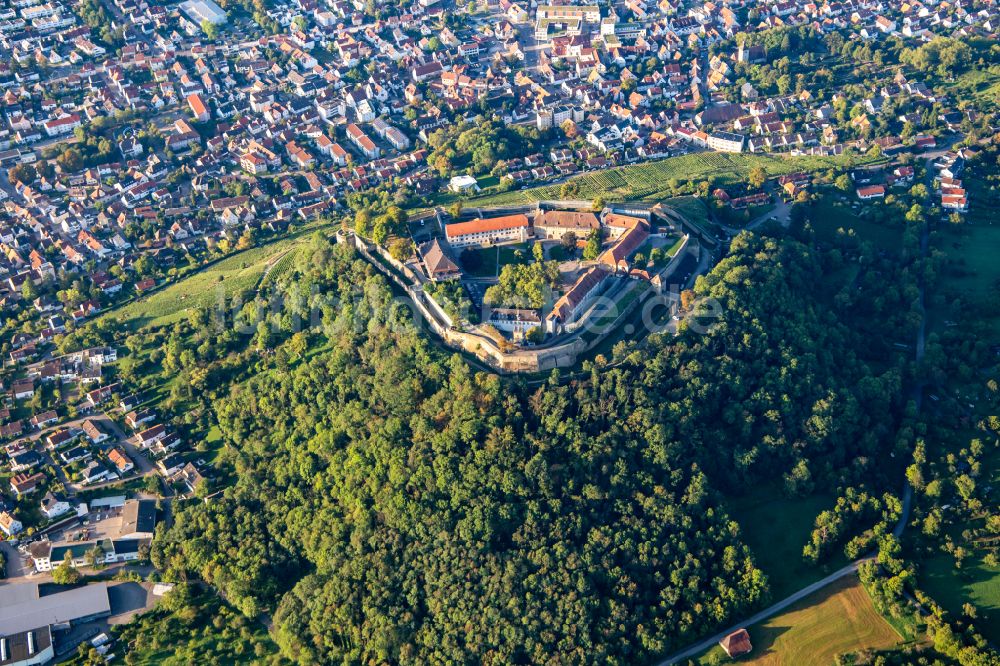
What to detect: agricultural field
<box><xmin>101</xmin><ymin>224</ymin><xmax>328</xmax><ymax>330</ymax></box>
<box><xmin>259</xmin><ymin>245</ymin><xmax>308</xmax><ymax>289</ymax></box>
<box><xmin>697</xmin><ymin>577</ymin><xmax>903</xmax><ymax>665</ymax></box>
<box><xmin>465</xmin><ymin>152</ymin><xmax>878</xmax><ymax>208</ymax></box>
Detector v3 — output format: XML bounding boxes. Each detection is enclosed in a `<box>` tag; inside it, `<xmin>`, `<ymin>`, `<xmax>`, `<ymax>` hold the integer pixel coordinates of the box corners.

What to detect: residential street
<box><xmin>24</xmin><ymin>412</ymin><xmax>156</xmax><ymax>491</ymax></box>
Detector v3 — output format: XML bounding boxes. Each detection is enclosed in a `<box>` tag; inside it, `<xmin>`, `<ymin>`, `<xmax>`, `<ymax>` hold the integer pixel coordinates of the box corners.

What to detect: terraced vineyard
<box><xmin>467</xmin><ymin>151</ymin><xmax>878</xmax><ymax>207</ymax></box>
<box><xmin>259</xmin><ymin>245</ymin><xmax>306</xmax><ymax>289</ymax></box>
<box><xmin>101</xmin><ymin>221</ymin><xmax>330</xmax><ymax>330</ymax></box>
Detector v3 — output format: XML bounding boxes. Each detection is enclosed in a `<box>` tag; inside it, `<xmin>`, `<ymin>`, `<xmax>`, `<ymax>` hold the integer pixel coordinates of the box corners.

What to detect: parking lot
<box><xmin>51</xmin><ymin>582</ymin><xmax>156</xmax><ymax>658</ymax></box>
<box><xmin>6</xmin><ymin>504</ymin><xmax>129</xmax><ymax>581</ymax></box>
<box><xmin>46</xmin><ymin>504</ymin><xmax>125</xmax><ymax>544</ymax></box>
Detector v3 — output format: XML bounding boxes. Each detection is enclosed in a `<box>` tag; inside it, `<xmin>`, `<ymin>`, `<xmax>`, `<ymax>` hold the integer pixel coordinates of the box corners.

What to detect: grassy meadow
<box><xmin>727</xmin><ymin>488</ymin><xmax>840</xmax><ymax>600</ymax></box>
<box><xmin>697</xmin><ymin>577</ymin><xmax>903</xmax><ymax>665</ymax></box>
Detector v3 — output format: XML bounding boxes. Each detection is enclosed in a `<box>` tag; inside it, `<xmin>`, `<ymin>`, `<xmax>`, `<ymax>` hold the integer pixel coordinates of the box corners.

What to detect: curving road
<box><xmin>655</xmin><ymin>200</ymin><xmax>931</xmax><ymax>666</ymax></box>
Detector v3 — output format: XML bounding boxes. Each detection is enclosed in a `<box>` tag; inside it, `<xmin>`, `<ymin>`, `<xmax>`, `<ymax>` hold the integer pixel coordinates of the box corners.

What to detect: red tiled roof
<box><xmin>720</xmin><ymin>629</ymin><xmax>752</xmax><ymax>657</ymax></box>
<box><xmin>445</xmin><ymin>214</ymin><xmax>529</xmax><ymax>240</ymax></box>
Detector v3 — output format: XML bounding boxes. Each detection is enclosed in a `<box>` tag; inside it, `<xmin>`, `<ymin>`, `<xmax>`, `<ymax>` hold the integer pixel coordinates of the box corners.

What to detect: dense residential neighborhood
<box><xmin>0</xmin><ymin>0</ymin><xmax>999</xmax><ymax>661</ymax></box>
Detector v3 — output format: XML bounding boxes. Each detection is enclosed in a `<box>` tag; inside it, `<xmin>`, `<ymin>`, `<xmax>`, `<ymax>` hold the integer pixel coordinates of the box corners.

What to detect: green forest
<box><xmin>141</xmin><ymin>226</ymin><xmax>919</xmax><ymax>664</ymax></box>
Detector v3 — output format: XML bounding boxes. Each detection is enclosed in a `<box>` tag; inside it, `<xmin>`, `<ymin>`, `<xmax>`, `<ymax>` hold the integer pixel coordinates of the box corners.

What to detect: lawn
<box><xmin>727</xmin><ymin>487</ymin><xmax>840</xmax><ymax>600</ymax></box>
<box><xmin>460</xmin><ymin>246</ymin><xmax>500</xmax><ymax>277</ymax></box>
<box><xmin>459</xmin><ymin>243</ymin><xmax>532</xmax><ymax>278</ymax></box>
<box><xmin>497</xmin><ymin>242</ymin><xmax>531</xmax><ymax>266</ymax></box>
<box><xmin>464</xmin><ymin>152</ymin><xmax>879</xmax><ymax>208</ymax></box>
<box><xmin>697</xmin><ymin>577</ymin><xmax>903</xmax><ymax>665</ymax></box>
<box><xmin>920</xmin><ymin>554</ymin><xmax>1000</xmax><ymax>643</ymax></box>
<box><xmin>806</xmin><ymin>198</ymin><xmax>902</xmax><ymax>252</ymax></box>
<box><xmin>665</xmin><ymin>236</ymin><xmax>686</xmax><ymax>258</ymax></box>
<box><xmin>661</xmin><ymin>195</ymin><xmax>711</xmax><ymax>229</ymax></box>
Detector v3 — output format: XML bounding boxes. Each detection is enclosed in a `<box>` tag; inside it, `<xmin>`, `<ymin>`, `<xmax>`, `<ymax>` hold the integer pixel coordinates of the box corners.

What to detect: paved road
<box><xmin>654</xmin><ymin>559</ymin><xmax>871</xmax><ymax>665</ymax></box>
<box><xmin>25</xmin><ymin>412</ymin><xmax>155</xmax><ymax>490</ymax></box>
<box><xmin>656</xmin><ymin>163</ymin><xmax>935</xmax><ymax>664</ymax></box>
<box><xmin>514</xmin><ymin>21</ymin><xmax>545</xmax><ymax>71</ymax></box>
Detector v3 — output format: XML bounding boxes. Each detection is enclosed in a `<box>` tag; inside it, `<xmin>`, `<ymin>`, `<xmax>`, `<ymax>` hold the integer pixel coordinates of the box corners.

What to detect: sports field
<box><xmin>698</xmin><ymin>577</ymin><xmax>902</xmax><ymax>665</ymax></box>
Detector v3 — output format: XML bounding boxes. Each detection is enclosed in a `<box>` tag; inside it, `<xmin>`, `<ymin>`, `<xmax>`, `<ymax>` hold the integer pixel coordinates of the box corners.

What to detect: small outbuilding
<box><xmin>719</xmin><ymin>628</ymin><xmax>752</xmax><ymax>658</ymax></box>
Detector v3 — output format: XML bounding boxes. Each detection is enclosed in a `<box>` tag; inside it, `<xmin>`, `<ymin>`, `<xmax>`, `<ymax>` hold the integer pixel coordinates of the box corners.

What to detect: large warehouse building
<box><xmin>179</xmin><ymin>0</ymin><xmax>227</xmax><ymax>25</ymax></box>
<box><xmin>0</xmin><ymin>582</ymin><xmax>111</xmax><ymax>666</ymax></box>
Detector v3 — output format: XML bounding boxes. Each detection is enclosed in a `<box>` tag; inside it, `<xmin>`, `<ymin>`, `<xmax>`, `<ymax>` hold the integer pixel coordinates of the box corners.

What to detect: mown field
<box><xmin>465</xmin><ymin>152</ymin><xmax>878</xmax><ymax>208</ymax></box>
<box><xmin>921</xmin><ymin>554</ymin><xmax>1000</xmax><ymax>643</ymax></box>
<box><xmin>697</xmin><ymin>577</ymin><xmax>903</xmax><ymax>665</ymax></box>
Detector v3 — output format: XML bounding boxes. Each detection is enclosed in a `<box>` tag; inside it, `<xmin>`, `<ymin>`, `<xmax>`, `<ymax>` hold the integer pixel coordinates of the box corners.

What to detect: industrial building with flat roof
<box><xmin>179</xmin><ymin>0</ymin><xmax>227</xmax><ymax>25</ymax></box>
<box><xmin>0</xmin><ymin>625</ymin><xmax>52</xmax><ymax>666</ymax></box>
<box><xmin>0</xmin><ymin>582</ymin><xmax>111</xmax><ymax>637</ymax></box>
<box><xmin>0</xmin><ymin>583</ymin><xmax>111</xmax><ymax>666</ymax></box>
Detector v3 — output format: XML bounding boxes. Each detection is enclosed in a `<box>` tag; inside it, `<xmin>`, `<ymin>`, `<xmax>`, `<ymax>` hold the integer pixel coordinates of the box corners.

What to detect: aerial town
<box><xmin>0</xmin><ymin>0</ymin><xmax>998</xmax><ymax>659</ymax></box>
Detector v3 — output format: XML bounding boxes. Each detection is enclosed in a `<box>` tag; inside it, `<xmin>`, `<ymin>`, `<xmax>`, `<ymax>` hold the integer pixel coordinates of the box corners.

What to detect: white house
<box><xmin>448</xmin><ymin>175</ymin><xmax>479</xmax><ymax>193</ymax></box>
<box><xmin>40</xmin><ymin>492</ymin><xmax>72</xmax><ymax>520</ymax></box>
<box><xmin>0</xmin><ymin>511</ymin><xmax>23</xmax><ymax>536</ymax></box>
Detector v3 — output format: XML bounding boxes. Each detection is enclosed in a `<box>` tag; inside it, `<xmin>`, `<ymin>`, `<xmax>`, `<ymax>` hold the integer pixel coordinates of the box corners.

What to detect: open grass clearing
<box><xmin>805</xmin><ymin>198</ymin><xmax>902</xmax><ymax>252</ymax></box>
<box><xmin>931</xmin><ymin>220</ymin><xmax>1000</xmax><ymax>337</ymax></box>
<box><xmin>459</xmin><ymin>246</ymin><xmax>500</xmax><ymax>277</ymax></box>
<box><xmin>696</xmin><ymin>576</ymin><xmax>903</xmax><ymax>665</ymax></box>
<box><xmin>101</xmin><ymin>222</ymin><xmax>329</xmax><ymax>330</ymax></box>
<box><xmin>660</xmin><ymin>195</ymin><xmax>711</xmax><ymax>229</ymax></box>
<box><xmin>916</xmin><ymin>446</ymin><xmax>1000</xmax><ymax>642</ymax></box>
<box><xmin>920</xmin><ymin>554</ymin><xmax>1000</xmax><ymax>643</ymax></box>
<box><xmin>726</xmin><ymin>486</ymin><xmax>841</xmax><ymax>601</ymax></box>
<box><xmin>950</xmin><ymin>67</ymin><xmax>1000</xmax><ymax>113</ymax></box>
<box><xmin>665</xmin><ymin>236</ymin><xmax>686</xmax><ymax>258</ymax></box>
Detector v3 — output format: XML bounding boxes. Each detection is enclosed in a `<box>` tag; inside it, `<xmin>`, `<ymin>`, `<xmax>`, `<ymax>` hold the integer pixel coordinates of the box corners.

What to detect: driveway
<box><xmin>747</xmin><ymin>193</ymin><xmax>792</xmax><ymax>229</ymax></box>
<box><xmin>1</xmin><ymin>541</ymin><xmax>32</xmax><ymax>582</ymax></box>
